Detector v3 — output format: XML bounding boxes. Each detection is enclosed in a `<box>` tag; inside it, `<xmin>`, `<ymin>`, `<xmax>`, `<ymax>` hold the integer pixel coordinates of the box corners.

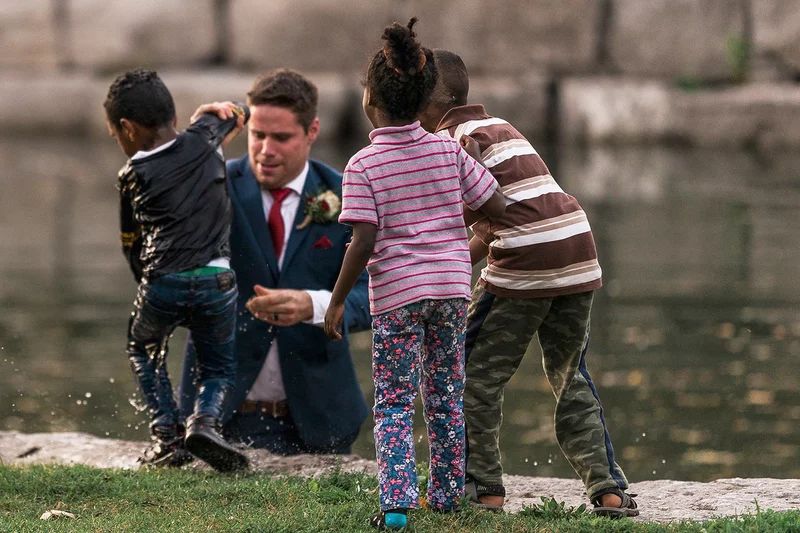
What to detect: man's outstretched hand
<box><xmin>246</xmin><ymin>285</ymin><xmax>314</xmax><ymax>327</ymax></box>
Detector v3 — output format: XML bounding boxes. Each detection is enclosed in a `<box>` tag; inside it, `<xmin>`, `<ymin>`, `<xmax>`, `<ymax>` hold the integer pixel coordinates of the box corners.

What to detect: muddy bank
<box><xmin>1</xmin><ymin>431</ymin><xmax>798</xmax><ymax>523</ymax></box>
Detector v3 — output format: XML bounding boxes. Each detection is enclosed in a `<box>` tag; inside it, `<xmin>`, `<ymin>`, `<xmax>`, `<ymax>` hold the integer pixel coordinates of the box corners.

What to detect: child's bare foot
<box><xmin>599</xmin><ymin>492</ymin><xmax>622</xmax><ymax>508</ymax></box>
<box><xmin>465</xmin><ymin>476</ymin><xmax>505</xmax><ymax>511</ymax></box>
<box><xmin>591</xmin><ymin>489</ymin><xmax>639</xmax><ymax>518</ymax></box>
<box><xmin>478</xmin><ymin>494</ymin><xmax>505</xmax><ymax>509</ymax></box>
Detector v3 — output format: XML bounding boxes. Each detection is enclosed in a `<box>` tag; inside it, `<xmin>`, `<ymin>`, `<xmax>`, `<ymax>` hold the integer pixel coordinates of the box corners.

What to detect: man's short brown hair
<box><xmin>247</xmin><ymin>69</ymin><xmax>318</xmax><ymax>132</ymax></box>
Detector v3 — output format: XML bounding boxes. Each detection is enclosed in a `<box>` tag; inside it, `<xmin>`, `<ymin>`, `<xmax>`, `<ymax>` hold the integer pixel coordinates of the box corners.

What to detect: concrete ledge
<box><xmin>3</xmin><ymin>430</ymin><xmax>800</xmax><ymax>522</ymax></box>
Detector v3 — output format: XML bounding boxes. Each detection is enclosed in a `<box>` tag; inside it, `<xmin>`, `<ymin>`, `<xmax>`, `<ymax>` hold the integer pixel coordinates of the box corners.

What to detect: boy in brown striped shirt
<box><xmin>418</xmin><ymin>50</ymin><xmax>638</xmax><ymax>517</ymax></box>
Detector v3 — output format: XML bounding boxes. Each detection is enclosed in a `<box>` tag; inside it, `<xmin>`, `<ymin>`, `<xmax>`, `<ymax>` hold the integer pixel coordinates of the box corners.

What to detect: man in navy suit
<box><xmin>180</xmin><ymin>69</ymin><xmax>371</xmax><ymax>454</ymax></box>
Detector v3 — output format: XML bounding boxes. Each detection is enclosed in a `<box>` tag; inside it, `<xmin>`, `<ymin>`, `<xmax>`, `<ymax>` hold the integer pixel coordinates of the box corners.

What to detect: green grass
<box><xmin>1</xmin><ymin>465</ymin><xmax>799</xmax><ymax>532</ymax></box>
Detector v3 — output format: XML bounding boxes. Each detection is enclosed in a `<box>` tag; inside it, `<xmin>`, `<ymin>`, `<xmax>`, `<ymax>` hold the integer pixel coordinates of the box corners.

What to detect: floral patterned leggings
<box><xmin>371</xmin><ymin>298</ymin><xmax>467</xmax><ymax>511</ymax></box>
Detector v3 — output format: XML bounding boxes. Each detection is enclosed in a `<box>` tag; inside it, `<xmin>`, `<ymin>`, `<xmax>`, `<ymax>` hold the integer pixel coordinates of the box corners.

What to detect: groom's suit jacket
<box><xmin>181</xmin><ymin>156</ymin><xmax>371</xmax><ymax>450</ymax></box>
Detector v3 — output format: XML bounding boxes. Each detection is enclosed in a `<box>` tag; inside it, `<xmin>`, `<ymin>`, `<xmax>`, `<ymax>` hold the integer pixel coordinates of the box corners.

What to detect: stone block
<box><xmin>0</xmin><ymin>1</ymin><xmax>59</xmax><ymax>70</ymax></box>
<box><xmin>67</xmin><ymin>0</ymin><xmax>217</xmax><ymax>72</ymax></box>
<box><xmin>673</xmin><ymin>83</ymin><xmax>800</xmax><ymax>149</ymax></box>
<box><xmin>752</xmin><ymin>0</ymin><xmax>800</xmax><ymax>78</ymax></box>
<box><xmin>402</xmin><ymin>0</ymin><xmax>601</xmax><ymax>75</ymax></box>
<box><xmin>560</xmin><ymin>77</ymin><xmax>675</xmax><ymax>143</ymax></box>
<box><xmin>230</xmin><ymin>0</ymin><xmax>397</xmax><ymax>73</ymax></box>
<box><xmin>0</xmin><ymin>73</ymin><xmax>95</xmax><ymax>134</ymax></box>
<box><xmin>608</xmin><ymin>0</ymin><xmax>747</xmax><ymax>82</ymax></box>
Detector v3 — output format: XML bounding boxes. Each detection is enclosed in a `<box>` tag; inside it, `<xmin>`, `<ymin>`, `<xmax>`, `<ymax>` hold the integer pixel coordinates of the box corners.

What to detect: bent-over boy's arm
<box><xmin>476</xmin><ymin>188</ymin><xmax>506</xmax><ymax>218</ymax></box>
<box><xmin>458</xmin><ymin>136</ymin><xmax>506</xmax><ymax>224</ymax></box>
<box><xmin>325</xmin><ymin>222</ymin><xmax>377</xmax><ymax>340</ymax></box>
<box><xmin>469</xmin><ymin>235</ymin><xmax>490</xmax><ymax>266</ymax></box>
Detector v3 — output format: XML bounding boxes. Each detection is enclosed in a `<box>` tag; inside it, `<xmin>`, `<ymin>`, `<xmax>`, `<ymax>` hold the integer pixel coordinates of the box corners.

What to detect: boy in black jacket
<box><xmin>105</xmin><ymin>69</ymin><xmax>248</xmax><ymax>471</ymax></box>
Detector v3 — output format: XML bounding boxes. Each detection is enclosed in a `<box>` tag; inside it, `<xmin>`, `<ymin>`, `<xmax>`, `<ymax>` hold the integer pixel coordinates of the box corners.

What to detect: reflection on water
<box><xmin>1</xmin><ymin>136</ymin><xmax>799</xmax><ymax>482</ymax></box>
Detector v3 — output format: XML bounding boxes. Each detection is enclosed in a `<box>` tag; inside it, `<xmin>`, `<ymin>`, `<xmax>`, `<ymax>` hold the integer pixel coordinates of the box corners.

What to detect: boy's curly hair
<box><xmin>366</xmin><ymin>18</ymin><xmax>437</xmax><ymax>121</ymax></box>
<box><xmin>104</xmin><ymin>68</ymin><xmax>175</xmax><ymax>129</ymax></box>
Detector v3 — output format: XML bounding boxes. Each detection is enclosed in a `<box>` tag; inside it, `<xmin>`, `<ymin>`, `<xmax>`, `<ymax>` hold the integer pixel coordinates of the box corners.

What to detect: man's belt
<box><xmin>238</xmin><ymin>399</ymin><xmax>289</xmax><ymax>418</ymax></box>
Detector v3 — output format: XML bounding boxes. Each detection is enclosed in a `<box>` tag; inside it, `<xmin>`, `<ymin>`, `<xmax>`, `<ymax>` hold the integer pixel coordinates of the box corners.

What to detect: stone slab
<box><xmin>608</xmin><ymin>0</ymin><xmax>747</xmax><ymax>82</ymax></box>
<box><xmin>66</xmin><ymin>0</ymin><xmax>218</xmax><ymax>72</ymax></box>
<box><xmin>560</xmin><ymin>77</ymin><xmax>675</xmax><ymax>143</ymax></box>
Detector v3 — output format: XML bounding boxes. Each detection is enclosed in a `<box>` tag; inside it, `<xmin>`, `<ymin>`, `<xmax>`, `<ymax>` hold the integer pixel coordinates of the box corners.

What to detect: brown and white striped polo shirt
<box><xmin>436</xmin><ymin>104</ymin><xmax>602</xmax><ymax>299</ymax></box>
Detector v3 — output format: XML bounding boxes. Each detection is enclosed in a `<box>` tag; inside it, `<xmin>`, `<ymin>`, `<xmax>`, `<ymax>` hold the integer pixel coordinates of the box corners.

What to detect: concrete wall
<box><xmin>1</xmin><ymin>0</ymin><xmax>799</xmax><ymax>146</ymax></box>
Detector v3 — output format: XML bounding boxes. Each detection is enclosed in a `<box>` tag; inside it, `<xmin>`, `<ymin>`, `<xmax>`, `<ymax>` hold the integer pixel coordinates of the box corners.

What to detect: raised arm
<box><xmin>189</xmin><ymin>101</ymin><xmax>249</xmax><ymax>148</ymax></box>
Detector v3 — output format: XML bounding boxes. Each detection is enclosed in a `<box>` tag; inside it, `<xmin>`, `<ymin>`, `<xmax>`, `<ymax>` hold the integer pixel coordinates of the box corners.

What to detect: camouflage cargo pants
<box><xmin>463</xmin><ymin>285</ymin><xmax>628</xmax><ymax>499</ymax></box>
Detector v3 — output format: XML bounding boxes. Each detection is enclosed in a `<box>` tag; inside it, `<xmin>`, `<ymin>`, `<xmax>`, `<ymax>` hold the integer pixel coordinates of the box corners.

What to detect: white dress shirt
<box><xmin>246</xmin><ymin>161</ymin><xmax>332</xmax><ymax>402</ymax></box>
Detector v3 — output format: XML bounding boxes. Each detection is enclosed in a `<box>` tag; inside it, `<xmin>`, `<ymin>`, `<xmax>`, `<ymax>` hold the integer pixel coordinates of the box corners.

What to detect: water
<box><xmin>1</xmin><ymin>135</ymin><xmax>799</xmax><ymax>482</ymax></box>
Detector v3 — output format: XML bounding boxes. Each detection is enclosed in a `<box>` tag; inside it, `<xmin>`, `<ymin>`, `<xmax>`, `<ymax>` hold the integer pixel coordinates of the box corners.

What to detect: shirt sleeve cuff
<box><xmin>304</xmin><ymin>290</ymin><xmax>332</xmax><ymax>326</ymax></box>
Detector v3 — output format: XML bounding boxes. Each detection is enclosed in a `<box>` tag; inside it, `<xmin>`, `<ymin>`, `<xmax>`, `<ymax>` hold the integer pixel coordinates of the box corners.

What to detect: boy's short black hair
<box><xmin>247</xmin><ymin>69</ymin><xmax>318</xmax><ymax>132</ymax></box>
<box><xmin>104</xmin><ymin>69</ymin><xmax>176</xmax><ymax>129</ymax></box>
<box><xmin>432</xmin><ymin>49</ymin><xmax>469</xmax><ymax>106</ymax></box>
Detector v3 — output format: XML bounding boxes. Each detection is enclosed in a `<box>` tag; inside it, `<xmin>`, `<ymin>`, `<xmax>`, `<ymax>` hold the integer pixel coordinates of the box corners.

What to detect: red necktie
<box><xmin>268</xmin><ymin>188</ymin><xmax>292</xmax><ymax>258</ymax></box>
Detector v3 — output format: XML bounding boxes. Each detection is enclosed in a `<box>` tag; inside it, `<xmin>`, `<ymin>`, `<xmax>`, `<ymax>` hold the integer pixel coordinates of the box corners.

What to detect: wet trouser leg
<box><xmin>127</xmin><ymin>285</ymin><xmax>180</xmax><ymax>430</ymax></box>
<box><xmin>539</xmin><ymin>291</ymin><xmax>628</xmax><ymax>498</ymax></box>
<box><xmin>186</xmin><ymin>271</ymin><xmax>238</xmax><ymax>421</ymax></box>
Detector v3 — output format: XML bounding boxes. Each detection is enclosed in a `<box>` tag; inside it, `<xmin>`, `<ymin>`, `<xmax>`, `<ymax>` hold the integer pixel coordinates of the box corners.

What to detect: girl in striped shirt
<box><xmin>324</xmin><ymin>18</ymin><xmax>505</xmax><ymax>531</ymax></box>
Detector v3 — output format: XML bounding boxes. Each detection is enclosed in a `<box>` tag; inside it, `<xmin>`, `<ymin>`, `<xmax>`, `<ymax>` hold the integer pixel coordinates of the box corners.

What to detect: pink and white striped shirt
<box><xmin>340</xmin><ymin>121</ymin><xmax>498</xmax><ymax>315</ymax></box>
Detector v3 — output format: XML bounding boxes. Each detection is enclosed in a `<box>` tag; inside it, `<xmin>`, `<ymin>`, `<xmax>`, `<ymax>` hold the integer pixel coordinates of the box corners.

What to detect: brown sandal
<box><xmin>465</xmin><ymin>476</ymin><xmax>505</xmax><ymax>512</ymax></box>
<box><xmin>591</xmin><ymin>488</ymin><xmax>639</xmax><ymax>518</ymax></box>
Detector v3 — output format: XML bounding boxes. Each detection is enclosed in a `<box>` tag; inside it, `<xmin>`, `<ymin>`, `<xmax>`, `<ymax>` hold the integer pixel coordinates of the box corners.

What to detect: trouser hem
<box><xmin>586</xmin><ymin>480</ymin><xmax>627</xmax><ymax>501</ymax></box>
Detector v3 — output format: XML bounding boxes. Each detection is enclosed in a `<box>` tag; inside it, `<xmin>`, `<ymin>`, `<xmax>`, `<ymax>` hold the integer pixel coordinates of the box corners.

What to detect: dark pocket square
<box><xmin>312</xmin><ymin>235</ymin><xmax>333</xmax><ymax>249</ymax></box>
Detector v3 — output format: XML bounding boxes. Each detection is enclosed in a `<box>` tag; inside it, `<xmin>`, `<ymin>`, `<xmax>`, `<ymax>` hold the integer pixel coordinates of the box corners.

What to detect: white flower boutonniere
<box><xmin>296</xmin><ymin>189</ymin><xmax>341</xmax><ymax>229</ymax></box>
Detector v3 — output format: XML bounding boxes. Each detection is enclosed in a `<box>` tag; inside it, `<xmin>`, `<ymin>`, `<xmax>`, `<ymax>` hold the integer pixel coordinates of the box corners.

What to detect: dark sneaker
<box><xmin>185</xmin><ymin>414</ymin><xmax>248</xmax><ymax>473</ymax></box>
<box><xmin>137</xmin><ymin>437</ymin><xmax>194</xmax><ymax>468</ymax></box>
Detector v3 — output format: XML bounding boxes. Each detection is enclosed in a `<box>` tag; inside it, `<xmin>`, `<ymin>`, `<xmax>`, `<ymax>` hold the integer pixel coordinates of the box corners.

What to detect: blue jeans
<box><xmin>127</xmin><ymin>269</ymin><xmax>237</xmax><ymax>430</ymax></box>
